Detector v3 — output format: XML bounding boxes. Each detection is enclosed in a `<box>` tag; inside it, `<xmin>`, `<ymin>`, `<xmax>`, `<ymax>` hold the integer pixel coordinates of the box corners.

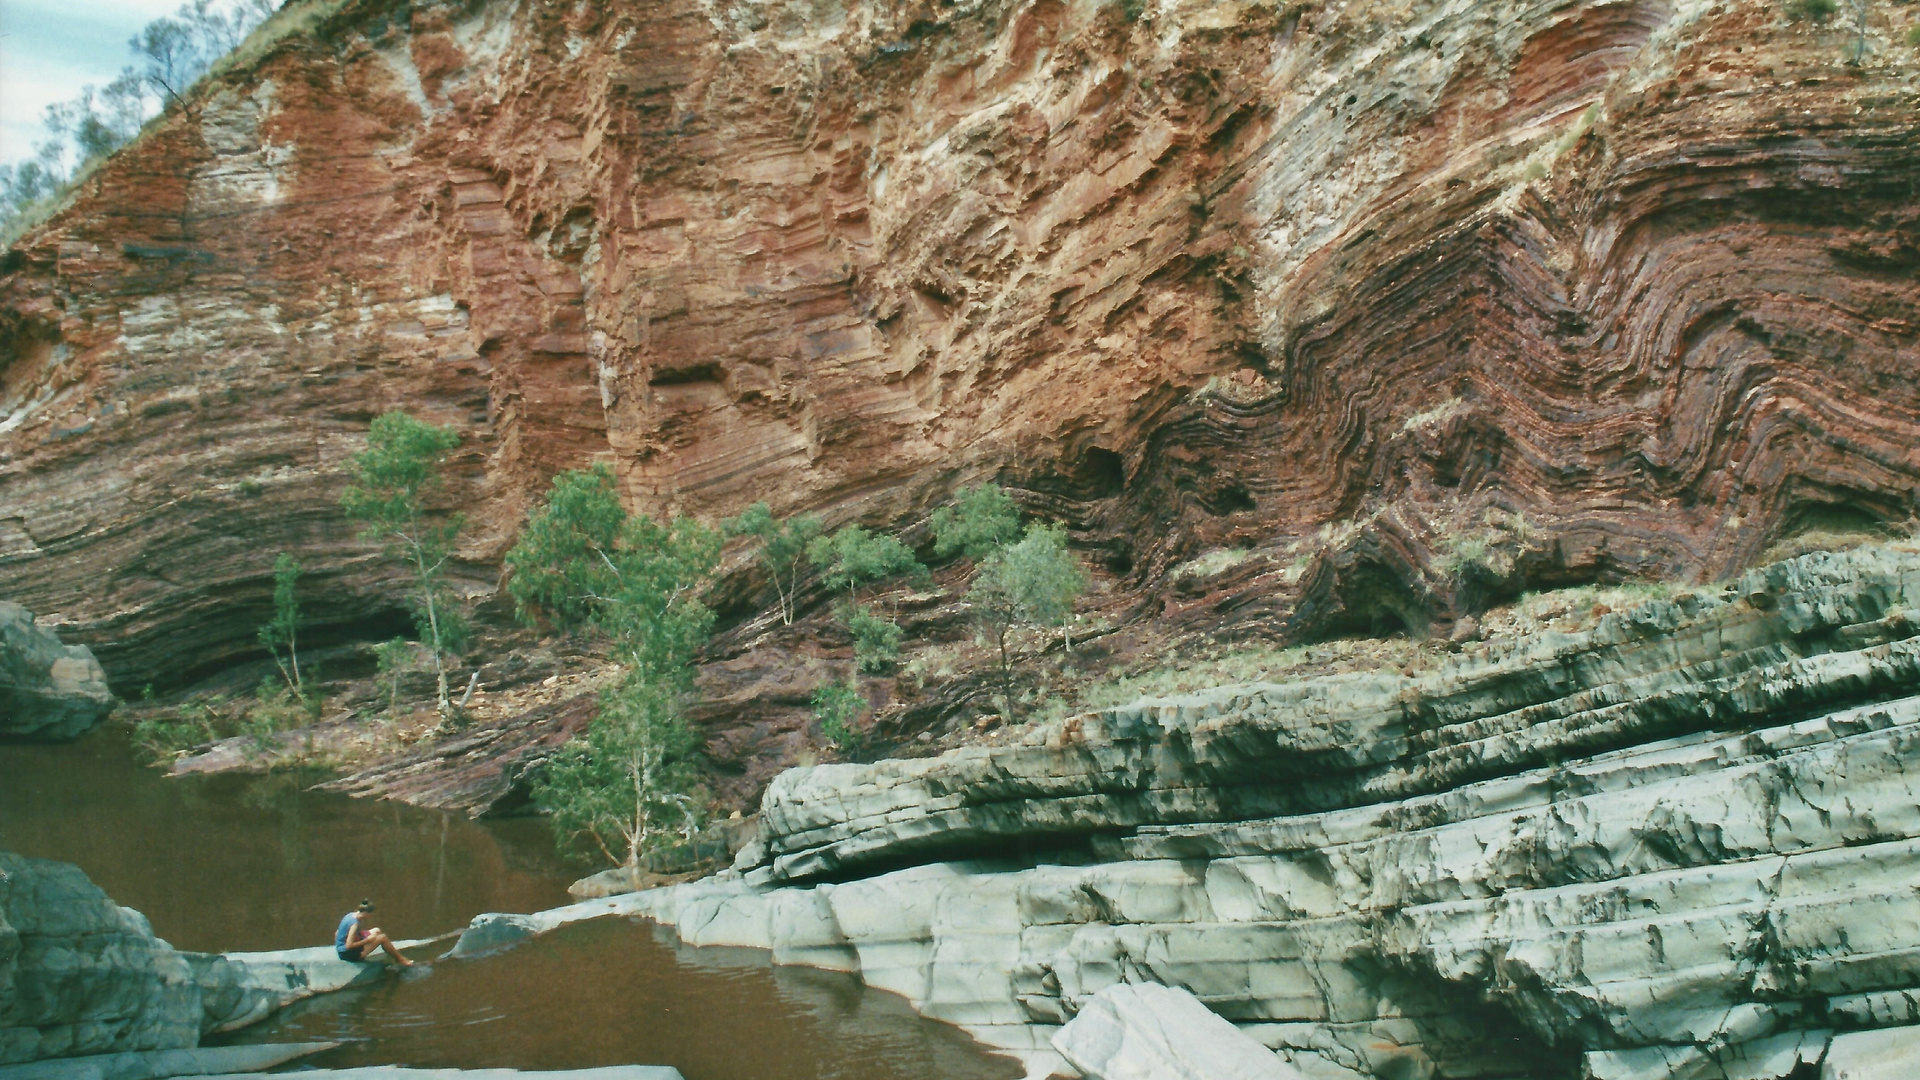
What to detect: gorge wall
<box><xmin>2</xmin><ymin>0</ymin><xmax>1918</xmax><ymax>693</ymax></box>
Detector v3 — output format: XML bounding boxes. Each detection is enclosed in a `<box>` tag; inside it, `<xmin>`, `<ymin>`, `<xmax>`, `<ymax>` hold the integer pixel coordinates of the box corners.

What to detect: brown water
<box><xmin>220</xmin><ymin>918</ymin><xmax>1018</xmax><ymax>1080</ymax></box>
<box><xmin>0</xmin><ymin>730</ymin><xmax>1021</xmax><ymax>1080</ymax></box>
<box><xmin>0</xmin><ymin>732</ymin><xmax>575</xmax><ymax>953</ymax></box>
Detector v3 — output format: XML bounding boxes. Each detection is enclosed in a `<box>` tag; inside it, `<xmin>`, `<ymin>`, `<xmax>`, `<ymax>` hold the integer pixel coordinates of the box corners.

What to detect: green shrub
<box><xmin>372</xmin><ymin>638</ymin><xmax>413</xmax><ymax>717</ymax></box>
<box><xmin>846</xmin><ymin>604</ymin><xmax>904</xmax><ymax>674</ymax></box>
<box><xmin>131</xmin><ymin>701</ymin><xmax>221</xmax><ymax>760</ymax></box>
<box><xmin>931</xmin><ymin>484</ymin><xmax>1021</xmax><ymax>560</ymax></box>
<box><xmin>812</xmin><ymin>678</ymin><xmax>868</xmax><ymax>756</ymax></box>
<box><xmin>1786</xmin><ymin>0</ymin><xmax>1838</xmax><ymax>21</ymax></box>
<box><xmin>805</xmin><ymin>524</ymin><xmax>923</xmax><ymax>603</ymax></box>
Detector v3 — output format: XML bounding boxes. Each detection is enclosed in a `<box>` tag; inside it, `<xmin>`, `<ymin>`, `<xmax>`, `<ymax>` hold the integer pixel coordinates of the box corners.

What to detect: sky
<box><xmin>0</xmin><ymin>0</ymin><xmax>184</xmax><ymax>167</ymax></box>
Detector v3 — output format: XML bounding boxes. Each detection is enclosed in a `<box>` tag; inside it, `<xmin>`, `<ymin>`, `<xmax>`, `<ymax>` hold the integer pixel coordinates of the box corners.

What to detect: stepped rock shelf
<box><xmin>458</xmin><ymin>549</ymin><xmax>1920</xmax><ymax>1079</ymax></box>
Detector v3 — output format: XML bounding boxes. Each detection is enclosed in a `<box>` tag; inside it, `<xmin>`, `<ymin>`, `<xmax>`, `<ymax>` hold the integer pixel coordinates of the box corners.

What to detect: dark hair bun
<box><xmin>358</xmin><ymin>899</ymin><xmax>375</xmax><ymax>911</ymax></box>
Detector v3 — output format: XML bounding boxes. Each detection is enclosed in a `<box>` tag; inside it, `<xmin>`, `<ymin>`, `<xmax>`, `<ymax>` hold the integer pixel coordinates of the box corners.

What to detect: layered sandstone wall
<box><xmin>1</xmin><ymin>0</ymin><xmax>1916</xmax><ymax>690</ymax></box>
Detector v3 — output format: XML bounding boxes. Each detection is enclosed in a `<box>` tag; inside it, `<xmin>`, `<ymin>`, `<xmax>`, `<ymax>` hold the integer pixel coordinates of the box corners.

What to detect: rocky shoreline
<box><xmin>454</xmin><ymin>548</ymin><xmax>1920</xmax><ymax>1079</ymax></box>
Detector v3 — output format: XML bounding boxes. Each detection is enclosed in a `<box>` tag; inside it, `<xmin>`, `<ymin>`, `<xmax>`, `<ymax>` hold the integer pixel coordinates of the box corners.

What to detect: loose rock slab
<box><xmin>1052</xmin><ymin>983</ymin><xmax>1301</xmax><ymax>1080</ymax></box>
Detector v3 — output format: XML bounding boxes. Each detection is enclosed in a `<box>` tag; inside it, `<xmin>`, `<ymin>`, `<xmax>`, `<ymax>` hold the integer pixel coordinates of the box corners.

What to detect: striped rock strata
<box><xmin>548</xmin><ymin>548</ymin><xmax>1920</xmax><ymax>1079</ymax></box>
<box><xmin>1</xmin><ymin>0</ymin><xmax>1917</xmax><ymax>696</ymax></box>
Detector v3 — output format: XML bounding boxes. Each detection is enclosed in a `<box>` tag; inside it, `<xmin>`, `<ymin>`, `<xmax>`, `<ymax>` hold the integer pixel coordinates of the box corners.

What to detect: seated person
<box><xmin>334</xmin><ymin>899</ymin><xmax>416</xmax><ymax>966</ymax></box>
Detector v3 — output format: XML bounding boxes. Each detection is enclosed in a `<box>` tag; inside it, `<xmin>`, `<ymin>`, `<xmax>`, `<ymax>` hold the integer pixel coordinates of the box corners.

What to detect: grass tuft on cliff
<box><xmin>208</xmin><ymin>0</ymin><xmax>355</xmax><ymax>82</ymax></box>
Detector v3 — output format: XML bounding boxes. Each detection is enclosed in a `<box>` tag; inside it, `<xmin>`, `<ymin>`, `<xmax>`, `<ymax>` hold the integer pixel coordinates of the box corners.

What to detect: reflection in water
<box><xmin>0</xmin><ymin>722</ymin><xmax>572</xmax><ymax>949</ymax></box>
<box><xmin>0</xmin><ymin>731</ymin><xmax>1022</xmax><ymax>1079</ymax></box>
<box><xmin>0</xmin><ymin>729</ymin><xmax>577</xmax><ymax>952</ymax></box>
<box><xmin>221</xmin><ymin>917</ymin><xmax>1020</xmax><ymax>1080</ymax></box>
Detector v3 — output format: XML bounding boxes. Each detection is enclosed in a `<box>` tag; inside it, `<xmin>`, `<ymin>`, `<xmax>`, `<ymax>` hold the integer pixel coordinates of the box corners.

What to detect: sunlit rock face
<box><xmin>1</xmin><ymin>0</ymin><xmax>1916</xmax><ymax>689</ymax></box>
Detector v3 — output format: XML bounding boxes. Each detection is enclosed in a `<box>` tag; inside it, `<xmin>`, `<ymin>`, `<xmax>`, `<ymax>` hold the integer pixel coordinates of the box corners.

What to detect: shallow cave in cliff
<box><xmin>146</xmin><ymin>604</ymin><xmax>423</xmax><ymax>698</ymax></box>
<box><xmin>1301</xmin><ymin>561</ymin><xmax>1432</xmax><ymax>643</ymax></box>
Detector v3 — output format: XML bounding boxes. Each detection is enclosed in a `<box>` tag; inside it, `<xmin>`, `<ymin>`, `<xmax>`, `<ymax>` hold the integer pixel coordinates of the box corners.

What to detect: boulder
<box><xmin>1052</xmin><ymin>983</ymin><xmax>1302</xmax><ymax>1080</ymax></box>
<box><xmin>0</xmin><ymin>603</ymin><xmax>116</xmax><ymax>741</ymax></box>
<box><xmin>0</xmin><ymin>853</ymin><xmax>393</xmax><ymax>1066</ymax></box>
<box><xmin>445</xmin><ymin>914</ymin><xmax>540</xmax><ymax>959</ymax></box>
<box><xmin>0</xmin><ymin>853</ymin><xmax>199</xmax><ymax>1064</ymax></box>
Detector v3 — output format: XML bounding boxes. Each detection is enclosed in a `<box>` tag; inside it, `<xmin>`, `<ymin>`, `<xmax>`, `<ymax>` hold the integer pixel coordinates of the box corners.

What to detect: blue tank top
<box><xmin>335</xmin><ymin>912</ymin><xmax>358</xmax><ymax>950</ymax></box>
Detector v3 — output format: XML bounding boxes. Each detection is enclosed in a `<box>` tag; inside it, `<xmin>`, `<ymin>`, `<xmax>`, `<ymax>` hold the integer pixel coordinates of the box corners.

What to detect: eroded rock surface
<box><xmin>1</xmin><ymin>0</ymin><xmax>1917</xmax><ymax>699</ymax></box>
<box><xmin>532</xmin><ymin>550</ymin><xmax>1920</xmax><ymax>1079</ymax></box>
<box><xmin>0</xmin><ymin>853</ymin><xmax>199</xmax><ymax>1064</ymax></box>
<box><xmin>0</xmin><ymin>603</ymin><xmax>116</xmax><ymax>742</ymax></box>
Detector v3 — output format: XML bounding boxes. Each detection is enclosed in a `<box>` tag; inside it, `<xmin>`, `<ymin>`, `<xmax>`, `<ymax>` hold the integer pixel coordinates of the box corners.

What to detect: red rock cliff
<box><xmin>2</xmin><ymin>0</ymin><xmax>1917</xmax><ymax>687</ymax></box>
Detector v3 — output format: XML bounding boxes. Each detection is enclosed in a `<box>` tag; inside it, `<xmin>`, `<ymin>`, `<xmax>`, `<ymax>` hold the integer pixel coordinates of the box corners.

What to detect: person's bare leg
<box><xmin>369</xmin><ymin>931</ymin><xmax>415</xmax><ymax>966</ymax></box>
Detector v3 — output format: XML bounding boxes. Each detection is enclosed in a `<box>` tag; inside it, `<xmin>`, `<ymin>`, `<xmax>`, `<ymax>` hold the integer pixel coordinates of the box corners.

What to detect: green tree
<box><xmin>506</xmin><ymin>465</ymin><xmax>721</xmax><ymax>682</ymax></box>
<box><xmin>968</xmin><ymin>523</ymin><xmax>1088</xmax><ymax>706</ymax></box>
<box><xmin>257</xmin><ymin>552</ymin><xmax>305</xmax><ymax>701</ymax></box>
<box><xmin>535</xmin><ymin>676</ymin><xmax>706</xmax><ymax>868</ymax></box>
<box><xmin>812</xmin><ymin>677</ymin><xmax>868</xmax><ymax>757</ymax></box>
<box><xmin>931</xmin><ymin>484</ymin><xmax>1021</xmax><ymax>560</ymax></box>
<box><xmin>725</xmin><ymin>502</ymin><xmax>823</xmax><ymax>625</ymax></box>
<box><xmin>805</xmin><ymin>524</ymin><xmax>922</xmax><ymax>603</ymax></box>
<box><xmin>507</xmin><ymin>464</ymin><xmax>722</xmax><ymax>871</ymax></box>
<box><xmin>341</xmin><ymin>411</ymin><xmax>465</xmax><ymax>718</ymax></box>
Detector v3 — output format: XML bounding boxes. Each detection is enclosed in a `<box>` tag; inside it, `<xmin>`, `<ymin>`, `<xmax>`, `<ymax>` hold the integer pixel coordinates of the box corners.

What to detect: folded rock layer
<box><xmin>591</xmin><ymin>550</ymin><xmax>1920</xmax><ymax>1078</ymax></box>
<box><xmin>1</xmin><ymin>0</ymin><xmax>1917</xmax><ymax>689</ymax></box>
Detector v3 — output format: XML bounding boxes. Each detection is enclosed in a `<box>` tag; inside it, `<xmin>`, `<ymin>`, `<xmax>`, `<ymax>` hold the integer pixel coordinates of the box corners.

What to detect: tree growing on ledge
<box><xmin>341</xmin><ymin>411</ymin><xmax>466</xmax><ymax>719</ymax></box>
<box><xmin>967</xmin><ymin>523</ymin><xmax>1087</xmax><ymax>710</ymax></box>
<box><xmin>724</xmin><ymin>502</ymin><xmax>823</xmax><ymax>626</ymax></box>
<box><xmin>931</xmin><ymin>483</ymin><xmax>1022</xmax><ymax>561</ymax></box>
<box><xmin>257</xmin><ymin>552</ymin><xmax>306</xmax><ymax>703</ymax></box>
<box><xmin>506</xmin><ymin>464</ymin><xmax>721</xmax><ymax>871</ymax></box>
<box><xmin>806</xmin><ymin>523</ymin><xmax>922</xmax><ymax>604</ymax></box>
<box><xmin>806</xmin><ymin>523</ymin><xmax>924</xmax><ymax>674</ymax></box>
